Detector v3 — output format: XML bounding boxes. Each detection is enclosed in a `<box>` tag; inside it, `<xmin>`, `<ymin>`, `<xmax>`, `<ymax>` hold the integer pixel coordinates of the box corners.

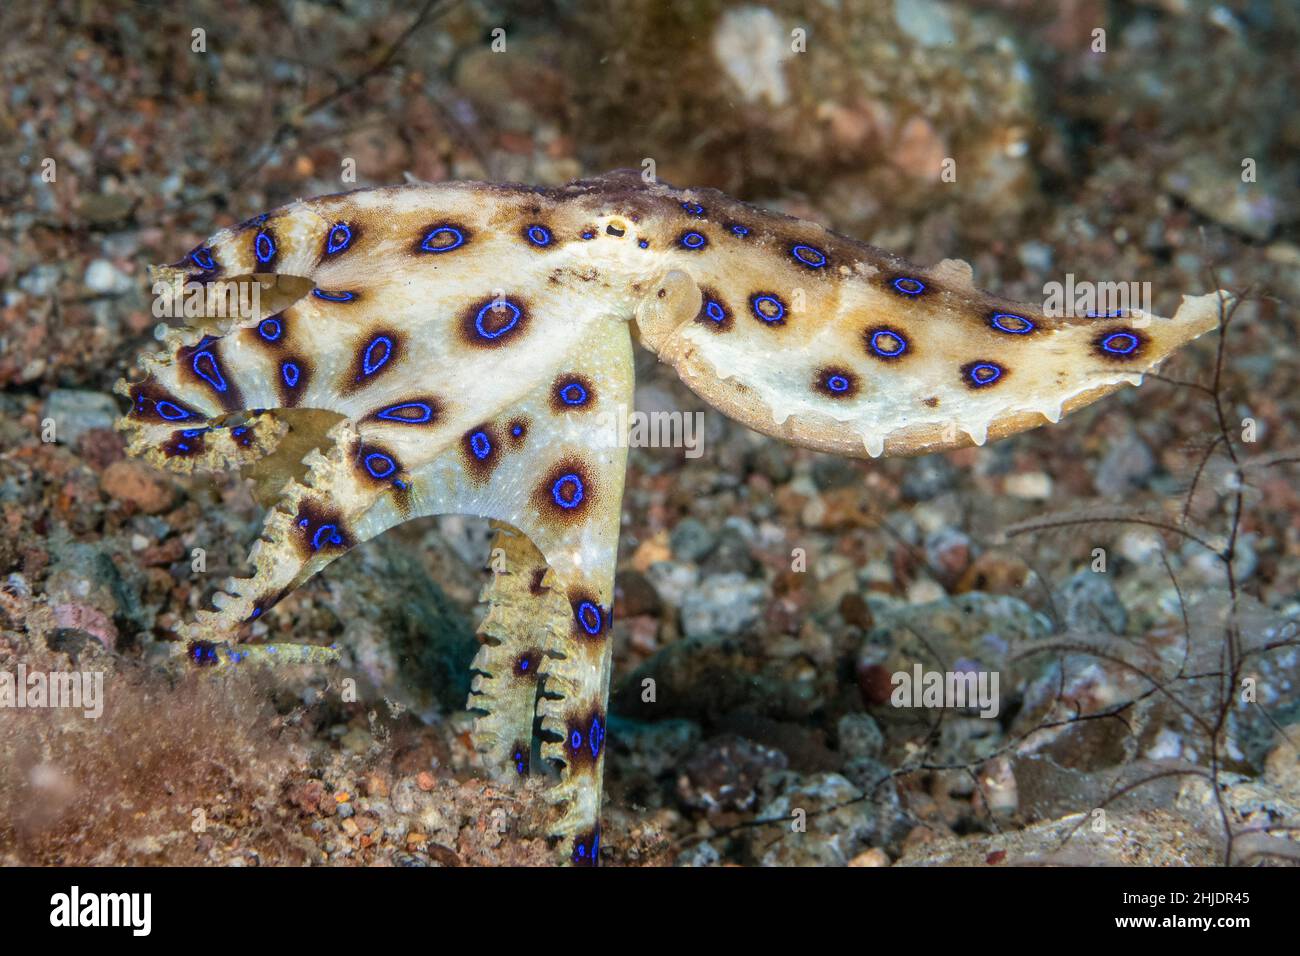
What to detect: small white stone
<box><xmin>1003</xmin><ymin>471</ymin><xmax>1052</xmax><ymax>500</ymax></box>
<box><xmin>84</xmin><ymin>259</ymin><xmax>132</xmax><ymax>294</ymax></box>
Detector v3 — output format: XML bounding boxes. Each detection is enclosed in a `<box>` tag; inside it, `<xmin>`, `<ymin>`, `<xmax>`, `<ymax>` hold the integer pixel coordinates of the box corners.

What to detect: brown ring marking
<box><xmin>276</xmin><ymin>354</ymin><xmax>312</xmax><ymax>407</ymax></box>
<box><xmin>532</xmin><ymin>457</ymin><xmax>596</xmax><ymax>527</ymax></box>
<box><xmin>457</xmin><ymin>295</ymin><xmax>531</xmax><ymax>349</ymax></box>
<box><xmin>550</xmin><ymin>373</ymin><xmax>596</xmax><ymax>413</ymax></box>
<box><xmin>177</xmin><ymin>335</ymin><xmax>246</xmax><ymax>412</ymax></box>
<box><xmin>813</xmin><ymin>366</ymin><xmax>860</xmax><ymax>399</ymax></box>
<box><xmin>361</xmin><ymin>395</ymin><xmax>444</xmax><ymax>428</ymax></box>
<box><xmin>561</xmin><ymin>705</ymin><xmax>607</xmax><ymax>773</ymax></box>
<box><xmin>1091</xmin><ymin>326</ymin><xmax>1150</xmax><ymax>362</ymax></box>
<box><xmin>291</xmin><ymin>499</ymin><xmax>354</xmax><ymax>560</ymax></box>
<box><xmin>411</xmin><ymin>220</ymin><xmax>473</xmax><ymax>256</ymax></box>
<box><xmin>695</xmin><ymin>287</ymin><xmax>734</xmax><ymax>333</ymax></box>
<box><xmin>340</xmin><ymin>327</ymin><xmax>407</xmax><ymax>395</ymax></box>
<box><xmin>127</xmin><ymin>381</ymin><xmax>205</xmax><ymax>425</ymax></box>
<box><xmin>460</xmin><ymin>423</ymin><xmax>503</xmax><ymax>483</ymax></box>
<box><xmin>567</xmin><ymin>587</ymin><xmax>610</xmax><ymax>642</ymax></box>
<box><xmin>863</xmin><ymin>325</ymin><xmax>911</xmax><ymax>362</ymax></box>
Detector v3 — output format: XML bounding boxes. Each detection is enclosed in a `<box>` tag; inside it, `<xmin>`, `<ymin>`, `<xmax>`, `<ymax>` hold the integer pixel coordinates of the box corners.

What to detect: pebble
<box><xmin>44</xmin><ymin>389</ymin><xmax>120</xmax><ymax>446</ymax></box>
<box><xmin>900</xmin><ymin>455</ymin><xmax>958</xmax><ymax>501</ymax></box>
<box><xmin>925</xmin><ymin>527</ymin><xmax>972</xmax><ymax>579</ymax></box>
<box><xmin>709</xmin><ymin>525</ymin><xmax>757</xmax><ymax>576</ymax></box>
<box><xmin>84</xmin><ymin>259</ymin><xmax>133</xmax><ymax>294</ymax></box>
<box><xmin>644</xmin><ymin>560</ymin><xmax>700</xmax><ymax>608</ymax></box>
<box><xmin>1003</xmin><ymin>471</ymin><xmax>1053</xmax><ymax>500</ymax></box>
<box><xmin>615</xmin><ymin>569</ymin><xmax>662</xmax><ymax>618</ymax></box>
<box><xmin>18</xmin><ymin>264</ymin><xmax>61</xmax><ymax>297</ymax></box>
<box><xmin>100</xmin><ymin>460</ymin><xmax>177</xmax><ymax>514</ymax></box>
<box><xmin>894</xmin><ymin>0</ymin><xmax>956</xmax><ymax>47</ymax></box>
<box><xmin>1094</xmin><ymin>432</ymin><xmax>1156</xmax><ymax>495</ymax></box>
<box><xmin>676</xmin><ymin>734</ymin><xmax>788</xmax><ymax>813</ymax></box>
<box><xmin>748</xmin><ymin>772</ymin><xmax>890</xmax><ymax>866</ymax></box>
<box><xmin>811</xmin><ymin>456</ymin><xmax>860</xmax><ymax>492</ymax></box>
<box><xmin>1058</xmin><ymin>570</ymin><xmax>1128</xmax><ymax>635</ymax></box>
<box><xmin>848</xmin><ymin>847</ymin><xmax>891</xmax><ymax>866</ymax></box>
<box><xmin>670</xmin><ymin>517</ymin><xmax>716</xmax><ymax>563</ymax></box>
<box><xmin>680</xmin><ymin>572</ymin><xmax>766</xmax><ymax>638</ymax></box>
<box><xmin>837</xmin><ymin>713</ymin><xmax>885</xmax><ymax>760</ymax></box>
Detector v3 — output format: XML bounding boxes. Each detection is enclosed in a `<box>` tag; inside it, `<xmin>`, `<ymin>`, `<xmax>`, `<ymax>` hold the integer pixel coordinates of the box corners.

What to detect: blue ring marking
<box><xmin>258</xmin><ymin>317</ymin><xmax>282</xmax><ymax>342</ymax></box>
<box><xmin>311</xmin><ymin>524</ymin><xmax>343</xmax><ymax>551</ymax></box>
<box><xmin>514</xmin><ymin>750</ymin><xmax>526</xmax><ymax>775</ymax></box>
<box><xmin>181</xmin><ymin>428</ymin><xmax>208</xmax><ymax>438</ymax></box>
<box><xmin>364</xmin><ymin>452</ymin><xmax>396</xmax><ymax>479</ymax></box>
<box><xmin>869</xmin><ymin>328</ymin><xmax>908</xmax><ymax>358</ymax></box>
<box><xmin>312</xmin><ymin>288</ymin><xmax>355</xmax><ymax>302</ymax></box>
<box><xmin>519</xmin><ymin>657</ymin><xmax>530</xmax><ymax>672</ymax></box>
<box><xmin>967</xmin><ymin>362</ymin><xmax>1003</xmax><ymax>387</ymax></box>
<box><xmin>576</xmin><ymin>601</ymin><xmax>602</xmax><ymax>636</ymax></box>
<box><xmin>376</xmin><ymin>402</ymin><xmax>434</xmax><ymax>423</ymax></box>
<box><xmin>420</xmin><ymin>225</ymin><xmax>465</xmax><ymax>253</ymax></box>
<box><xmin>326</xmin><ymin>223</ymin><xmax>353</xmax><ymax>255</ymax></box>
<box><xmin>570</xmin><ymin>729</ymin><xmax>582</xmax><ymax>751</ymax></box>
<box><xmin>730</xmin><ymin>223</ymin><xmax>750</xmax><ymax>237</ymax></box>
<box><xmin>189</xmin><ymin>248</ymin><xmax>216</xmax><ymax>272</ymax></box>
<box><xmin>827</xmin><ymin>374</ymin><xmax>850</xmax><ymax>393</ymax></box>
<box><xmin>892</xmin><ymin>276</ymin><xmax>926</xmax><ymax>296</ymax></box>
<box><xmin>559</xmin><ymin>382</ymin><xmax>588</xmax><ymax>405</ymax></box>
<box><xmin>1100</xmin><ymin>331</ymin><xmax>1140</xmax><ymax>355</ymax></box>
<box><xmin>511</xmin><ymin>422</ymin><xmax>524</xmax><ymax>437</ymax></box>
<box><xmin>581</xmin><ymin>230</ymin><xmax>595</xmax><ymax>240</ymax></box>
<box><xmin>254</xmin><ymin>230</ymin><xmax>276</xmax><ymax>264</ymax></box>
<box><xmin>679</xmin><ymin>231</ymin><xmax>707</xmax><ymax>250</ymax></box>
<box><xmin>681</xmin><ymin>200</ymin><xmax>706</xmax><ymax>216</ymax></box>
<box><xmin>704</xmin><ymin>299</ymin><xmax>726</xmax><ymax>323</ymax></box>
<box><xmin>250</xmin><ymin>608</ymin><xmax>262</xmax><ymax>619</ymax></box>
<box><xmin>638</xmin><ymin>239</ymin><xmax>649</xmax><ymax>249</ymax></box>
<box><xmin>475</xmin><ymin>300</ymin><xmax>521</xmax><ymax>340</ymax></box>
<box><xmin>281</xmin><ymin>361</ymin><xmax>301</xmax><ymax>388</ymax></box>
<box><xmin>393</xmin><ymin>479</ymin><xmax>408</xmax><ymax>490</ymax></box>
<box><xmin>1088</xmin><ymin>310</ymin><xmax>1126</xmax><ymax>319</ymax></box>
<box><xmin>192</xmin><ymin>350</ymin><xmax>227</xmax><ymax>392</ymax></box>
<box><xmin>155</xmin><ymin>401</ymin><xmax>192</xmax><ymax>421</ymax></box>
<box><xmin>551</xmin><ymin>473</ymin><xmax>585</xmax><ymax>509</ymax></box>
<box><xmin>750</xmin><ymin>294</ymin><xmax>786</xmax><ymax>324</ymax></box>
<box><xmin>791</xmin><ymin>244</ymin><xmax>827</xmax><ymax>268</ymax></box>
<box><xmin>469</xmin><ymin>430</ymin><xmax>492</xmax><ymax>460</ymax></box>
<box><xmin>589</xmin><ymin>717</ymin><xmax>603</xmax><ymax>758</ymax></box>
<box><xmin>362</xmin><ymin>336</ymin><xmax>393</xmax><ymax>376</ymax></box>
<box><xmin>526</xmin><ymin>224</ymin><xmax>552</xmax><ymax>247</ymax></box>
<box><xmin>991</xmin><ymin>312</ymin><xmax>1034</xmax><ymax>334</ymax></box>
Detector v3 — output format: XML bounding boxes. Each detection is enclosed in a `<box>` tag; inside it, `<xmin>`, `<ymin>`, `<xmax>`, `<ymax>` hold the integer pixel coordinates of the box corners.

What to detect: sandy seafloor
<box><xmin>0</xmin><ymin>0</ymin><xmax>1297</xmax><ymax>866</ymax></box>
